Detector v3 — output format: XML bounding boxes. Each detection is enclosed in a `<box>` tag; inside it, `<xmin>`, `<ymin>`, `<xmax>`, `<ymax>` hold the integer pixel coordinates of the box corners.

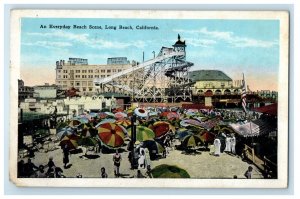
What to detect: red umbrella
<box><xmin>167</xmin><ymin>112</ymin><xmax>180</xmax><ymax>120</ymax></box>
<box><xmin>152</xmin><ymin>121</ymin><xmax>171</xmax><ymax>138</ymax></box>
<box><xmin>97</xmin><ymin>123</ymin><xmax>125</xmax><ymax>148</ymax></box>
<box><xmin>160</xmin><ymin>112</ymin><xmax>171</xmax><ymax>118</ymax></box>
<box><xmin>199</xmin><ymin>131</ymin><xmax>216</xmax><ymax>143</ymax></box>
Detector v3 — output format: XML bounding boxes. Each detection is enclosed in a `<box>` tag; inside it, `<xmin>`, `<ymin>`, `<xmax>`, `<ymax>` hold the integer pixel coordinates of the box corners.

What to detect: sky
<box><xmin>20</xmin><ymin>18</ymin><xmax>279</xmax><ymax>91</ymax></box>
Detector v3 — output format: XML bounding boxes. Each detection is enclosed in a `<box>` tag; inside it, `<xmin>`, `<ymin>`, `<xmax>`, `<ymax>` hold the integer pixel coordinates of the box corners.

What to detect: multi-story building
<box><xmin>55</xmin><ymin>57</ymin><xmax>133</xmax><ymax>96</ymax></box>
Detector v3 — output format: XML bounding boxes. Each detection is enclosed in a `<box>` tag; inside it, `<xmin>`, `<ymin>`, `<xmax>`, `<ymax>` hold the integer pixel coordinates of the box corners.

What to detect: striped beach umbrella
<box><xmin>59</xmin><ymin>134</ymin><xmax>79</xmax><ymax>150</ymax></box>
<box><xmin>97</xmin><ymin>123</ymin><xmax>125</xmax><ymax>148</ymax></box>
<box><xmin>182</xmin><ymin>135</ymin><xmax>204</xmax><ymax>148</ymax></box>
<box><xmin>116</xmin><ymin>119</ymin><xmax>131</xmax><ymax>128</ymax></box>
<box><xmin>128</xmin><ymin>126</ymin><xmax>155</xmax><ymax>142</ymax></box>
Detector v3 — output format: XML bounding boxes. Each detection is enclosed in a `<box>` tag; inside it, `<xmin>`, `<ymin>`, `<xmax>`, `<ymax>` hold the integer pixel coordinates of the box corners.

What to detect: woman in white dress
<box><xmin>224</xmin><ymin>135</ymin><xmax>232</xmax><ymax>152</ymax></box>
<box><xmin>214</xmin><ymin>138</ymin><xmax>221</xmax><ymax>156</ymax></box>
<box><xmin>231</xmin><ymin>134</ymin><xmax>236</xmax><ymax>154</ymax></box>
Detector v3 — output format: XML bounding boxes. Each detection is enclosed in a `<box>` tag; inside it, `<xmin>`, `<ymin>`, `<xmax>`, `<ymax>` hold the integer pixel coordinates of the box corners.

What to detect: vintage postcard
<box><xmin>10</xmin><ymin>10</ymin><xmax>289</xmax><ymax>188</ymax></box>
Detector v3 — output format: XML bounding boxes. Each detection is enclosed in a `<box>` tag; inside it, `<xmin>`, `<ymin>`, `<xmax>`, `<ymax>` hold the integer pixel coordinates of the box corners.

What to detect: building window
<box><xmin>118</xmin><ymin>69</ymin><xmax>122</xmax><ymax>72</ymax></box>
<box><xmin>63</xmin><ymin>70</ymin><xmax>68</xmax><ymax>73</ymax></box>
<box><xmin>89</xmin><ymin>88</ymin><xmax>93</xmax><ymax>91</ymax></box>
<box><xmin>95</xmin><ymin>69</ymin><xmax>99</xmax><ymax>73</ymax></box>
<box><xmin>58</xmin><ymin>70</ymin><xmax>61</xmax><ymax>73</ymax></box>
<box><xmin>75</xmin><ymin>75</ymin><xmax>80</xmax><ymax>78</ymax></box>
<box><xmin>107</xmin><ymin>75</ymin><xmax>110</xmax><ymax>77</ymax></box>
<box><xmin>75</xmin><ymin>82</ymin><xmax>80</xmax><ymax>86</ymax></box>
<box><xmin>88</xmin><ymin>70</ymin><xmax>93</xmax><ymax>73</ymax></box>
<box><xmin>101</xmin><ymin>70</ymin><xmax>105</xmax><ymax>73</ymax></box>
<box><xmin>95</xmin><ymin>75</ymin><xmax>99</xmax><ymax>78</ymax></box>
<box><xmin>101</xmin><ymin>75</ymin><xmax>105</xmax><ymax>78</ymax></box>
<box><xmin>82</xmin><ymin>75</ymin><xmax>87</xmax><ymax>78</ymax></box>
<box><xmin>75</xmin><ymin>70</ymin><xmax>80</xmax><ymax>73</ymax></box>
<box><xmin>82</xmin><ymin>70</ymin><xmax>87</xmax><ymax>73</ymax></box>
<box><xmin>113</xmin><ymin>69</ymin><xmax>116</xmax><ymax>73</ymax></box>
<box><xmin>107</xmin><ymin>70</ymin><xmax>111</xmax><ymax>73</ymax></box>
<box><xmin>82</xmin><ymin>88</ymin><xmax>86</xmax><ymax>91</ymax></box>
<box><xmin>58</xmin><ymin>75</ymin><xmax>61</xmax><ymax>78</ymax></box>
<box><xmin>88</xmin><ymin>75</ymin><xmax>93</xmax><ymax>78</ymax></box>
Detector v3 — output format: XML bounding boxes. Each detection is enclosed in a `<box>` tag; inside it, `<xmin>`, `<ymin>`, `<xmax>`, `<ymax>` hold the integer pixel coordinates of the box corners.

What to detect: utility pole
<box><xmin>130</xmin><ymin>114</ymin><xmax>137</xmax><ymax>169</ymax></box>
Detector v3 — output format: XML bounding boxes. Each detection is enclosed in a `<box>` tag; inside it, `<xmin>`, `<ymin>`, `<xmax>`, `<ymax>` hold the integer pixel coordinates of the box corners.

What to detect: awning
<box><xmin>252</xmin><ymin>103</ymin><xmax>277</xmax><ymax>116</ymax></box>
<box><xmin>229</xmin><ymin>119</ymin><xmax>276</xmax><ymax>137</ymax></box>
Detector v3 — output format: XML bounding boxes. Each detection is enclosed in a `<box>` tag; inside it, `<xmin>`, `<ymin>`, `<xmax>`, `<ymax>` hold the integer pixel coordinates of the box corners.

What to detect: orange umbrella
<box><xmin>97</xmin><ymin>123</ymin><xmax>125</xmax><ymax>148</ymax></box>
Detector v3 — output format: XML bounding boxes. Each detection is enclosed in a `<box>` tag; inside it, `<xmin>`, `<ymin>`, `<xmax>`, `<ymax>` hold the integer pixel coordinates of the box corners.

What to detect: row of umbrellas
<box><xmin>55</xmin><ymin>108</ymin><xmax>236</xmax><ymax>151</ymax></box>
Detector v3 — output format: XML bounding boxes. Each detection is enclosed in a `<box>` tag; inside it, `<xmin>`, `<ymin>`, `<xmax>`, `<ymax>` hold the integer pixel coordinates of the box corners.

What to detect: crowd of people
<box><xmin>18</xmin><ymin>106</ymin><xmax>272</xmax><ymax>179</ymax></box>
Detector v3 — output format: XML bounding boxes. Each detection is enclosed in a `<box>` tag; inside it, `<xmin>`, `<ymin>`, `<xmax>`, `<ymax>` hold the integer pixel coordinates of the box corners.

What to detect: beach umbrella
<box><xmin>59</xmin><ymin>134</ymin><xmax>79</xmax><ymax>150</ymax></box>
<box><xmin>98</xmin><ymin>112</ymin><xmax>107</xmax><ymax>119</ymax></box>
<box><xmin>77</xmin><ymin>123</ymin><xmax>92</xmax><ymax>130</ymax></box>
<box><xmin>114</xmin><ymin>112</ymin><xmax>127</xmax><ymax>120</ymax></box>
<box><xmin>143</xmin><ymin>140</ymin><xmax>165</xmax><ymax>154</ymax></box>
<box><xmin>199</xmin><ymin>131</ymin><xmax>216</xmax><ymax>143</ymax></box>
<box><xmin>89</xmin><ymin>112</ymin><xmax>98</xmax><ymax>117</ymax></box>
<box><xmin>78</xmin><ymin>137</ymin><xmax>98</xmax><ymax>147</ymax></box>
<box><xmin>180</xmin><ymin>120</ymin><xmax>190</xmax><ymax>127</ymax></box>
<box><xmin>116</xmin><ymin>119</ymin><xmax>131</xmax><ymax>128</ymax></box>
<box><xmin>167</xmin><ymin>112</ymin><xmax>180</xmax><ymax>120</ymax></box>
<box><xmin>182</xmin><ymin>135</ymin><xmax>204</xmax><ymax>148</ymax></box>
<box><xmin>113</xmin><ymin>107</ymin><xmax>124</xmax><ymax>113</ymax></box>
<box><xmin>68</xmin><ymin>119</ymin><xmax>81</xmax><ymax>127</ymax></box>
<box><xmin>56</xmin><ymin>127</ymin><xmax>75</xmax><ymax>140</ymax></box>
<box><xmin>95</xmin><ymin>119</ymin><xmax>116</xmax><ymax>128</ymax></box>
<box><xmin>148</xmin><ymin>111</ymin><xmax>158</xmax><ymax>117</ymax></box>
<box><xmin>151</xmin><ymin>164</ymin><xmax>190</xmax><ymax>178</ymax></box>
<box><xmin>97</xmin><ymin>123</ymin><xmax>125</xmax><ymax>148</ymax></box>
<box><xmin>134</xmin><ymin>108</ymin><xmax>148</xmax><ymax>118</ymax></box>
<box><xmin>152</xmin><ymin>121</ymin><xmax>171</xmax><ymax>138</ymax></box>
<box><xmin>160</xmin><ymin>111</ymin><xmax>172</xmax><ymax>118</ymax></box>
<box><xmin>175</xmin><ymin>130</ymin><xmax>193</xmax><ymax>140</ymax></box>
<box><xmin>128</xmin><ymin>126</ymin><xmax>155</xmax><ymax>142</ymax></box>
<box><xmin>183</xmin><ymin>119</ymin><xmax>202</xmax><ymax>127</ymax></box>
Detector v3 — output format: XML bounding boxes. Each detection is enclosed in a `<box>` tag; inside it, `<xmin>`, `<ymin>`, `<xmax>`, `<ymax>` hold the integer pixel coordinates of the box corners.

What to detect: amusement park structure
<box><xmin>93</xmin><ymin>35</ymin><xmax>194</xmax><ymax>103</ymax></box>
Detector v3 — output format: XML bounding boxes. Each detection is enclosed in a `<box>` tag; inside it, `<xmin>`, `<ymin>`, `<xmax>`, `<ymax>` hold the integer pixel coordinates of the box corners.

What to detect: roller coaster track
<box><xmin>93</xmin><ymin>51</ymin><xmax>185</xmax><ymax>85</ymax></box>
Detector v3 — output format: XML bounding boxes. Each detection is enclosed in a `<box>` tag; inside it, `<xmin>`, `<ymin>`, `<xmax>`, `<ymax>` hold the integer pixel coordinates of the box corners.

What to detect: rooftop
<box><xmin>189</xmin><ymin>70</ymin><xmax>232</xmax><ymax>81</ymax></box>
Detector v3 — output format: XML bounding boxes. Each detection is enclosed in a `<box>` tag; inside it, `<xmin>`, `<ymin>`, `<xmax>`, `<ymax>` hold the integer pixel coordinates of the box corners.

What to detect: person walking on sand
<box><xmin>231</xmin><ymin>134</ymin><xmax>236</xmax><ymax>155</ymax></box>
<box><xmin>244</xmin><ymin>166</ymin><xmax>253</xmax><ymax>179</ymax></box>
<box><xmin>113</xmin><ymin>150</ymin><xmax>122</xmax><ymax>177</ymax></box>
<box><xmin>62</xmin><ymin>144</ymin><xmax>70</xmax><ymax>169</ymax></box>
<box><xmin>138</xmin><ymin>149</ymin><xmax>146</xmax><ymax>170</ymax></box>
<box><xmin>214</xmin><ymin>138</ymin><xmax>221</xmax><ymax>156</ymax></box>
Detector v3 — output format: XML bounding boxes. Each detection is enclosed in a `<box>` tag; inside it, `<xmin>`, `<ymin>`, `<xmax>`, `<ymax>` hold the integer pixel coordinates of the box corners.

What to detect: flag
<box><xmin>241</xmin><ymin>73</ymin><xmax>247</xmax><ymax>113</ymax></box>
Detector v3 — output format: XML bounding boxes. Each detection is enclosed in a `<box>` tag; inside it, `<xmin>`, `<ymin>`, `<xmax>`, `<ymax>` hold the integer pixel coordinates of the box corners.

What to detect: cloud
<box><xmin>26</xmin><ymin>31</ymin><xmax>147</xmax><ymax>50</ymax></box>
<box><xmin>22</xmin><ymin>41</ymin><xmax>72</xmax><ymax>49</ymax></box>
<box><xmin>185</xmin><ymin>38</ymin><xmax>217</xmax><ymax>47</ymax></box>
<box><xmin>173</xmin><ymin>27</ymin><xmax>278</xmax><ymax>48</ymax></box>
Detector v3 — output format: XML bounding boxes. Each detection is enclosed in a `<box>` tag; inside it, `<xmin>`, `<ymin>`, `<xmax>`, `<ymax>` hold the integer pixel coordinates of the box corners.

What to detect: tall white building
<box><xmin>55</xmin><ymin>57</ymin><xmax>133</xmax><ymax>96</ymax></box>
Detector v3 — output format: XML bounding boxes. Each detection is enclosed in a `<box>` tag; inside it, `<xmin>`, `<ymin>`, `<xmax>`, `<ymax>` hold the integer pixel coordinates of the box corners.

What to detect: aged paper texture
<box><xmin>10</xmin><ymin>10</ymin><xmax>289</xmax><ymax>188</ymax></box>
